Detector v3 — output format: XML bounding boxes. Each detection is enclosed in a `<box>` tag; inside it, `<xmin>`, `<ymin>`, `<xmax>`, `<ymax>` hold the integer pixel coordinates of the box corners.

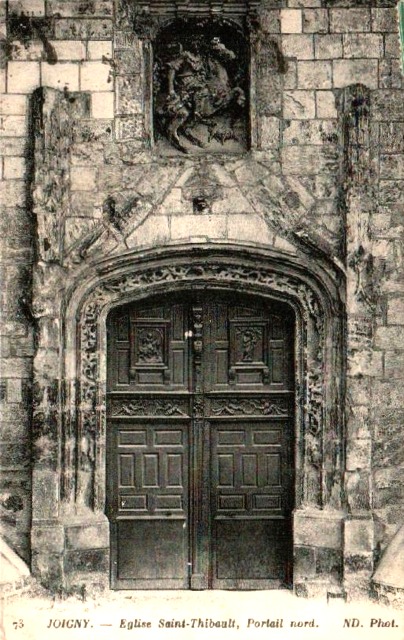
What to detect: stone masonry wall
<box><xmin>0</xmin><ymin>0</ymin><xmax>403</xmax><ymax>590</ymax></box>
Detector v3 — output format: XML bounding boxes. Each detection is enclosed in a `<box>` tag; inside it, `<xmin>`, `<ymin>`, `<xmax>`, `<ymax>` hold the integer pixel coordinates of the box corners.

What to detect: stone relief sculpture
<box><xmin>154</xmin><ymin>20</ymin><xmax>248</xmax><ymax>153</ymax></box>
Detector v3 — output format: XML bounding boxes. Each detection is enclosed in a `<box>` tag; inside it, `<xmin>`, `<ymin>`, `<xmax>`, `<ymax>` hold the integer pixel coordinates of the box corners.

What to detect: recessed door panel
<box><xmin>107</xmin><ymin>293</ymin><xmax>294</xmax><ymax>590</ymax></box>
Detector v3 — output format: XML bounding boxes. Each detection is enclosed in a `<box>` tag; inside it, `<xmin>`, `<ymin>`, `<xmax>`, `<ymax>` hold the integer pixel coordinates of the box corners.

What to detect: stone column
<box><xmin>342</xmin><ymin>83</ymin><xmax>376</xmax><ymax>598</ymax></box>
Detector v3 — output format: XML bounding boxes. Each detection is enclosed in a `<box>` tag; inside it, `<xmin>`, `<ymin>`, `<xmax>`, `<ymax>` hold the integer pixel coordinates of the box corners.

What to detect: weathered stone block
<box><xmin>70</xmin><ymin>191</ymin><xmax>98</xmax><ymax>217</ymax></box>
<box><xmin>41</xmin><ymin>62</ymin><xmax>80</xmax><ymax>92</ymax></box>
<box><xmin>126</xmin><ymin>215</ymin><xmax>170</xmax><ymax>248</ymax></box>
<box><xmin>316</xmin><ymin>548</ymin><xmax>342</xmax><ymax>578</ymax></box>
<box><xmin>294</xmin><ymin>511</ymin><xmax>343</xmax><ymax>549</ymax></box>
<box><xmin>297</xmin><ymin>61</ymin><xmax>332</xmax><ymax>89</ymax></box>
<box><xmin>32</xmin><ymin>525</ymin><xmax>65</xmax><ymax>553</ymax></box>
<box><xmin>302</xmin><ymin>9</ymin><xmax>328</xmax><ymax>33</ymax></box>
<box><xmin>80</xmin><ymin>61</ymin><xmax>112</xmax><ymax>91</ymax></box>
<box><xmin>0</xmin><ymin>138</ymin><xmax>26</xmax><ymax>156</ymax></box>
<box><xmin>260</xmin><ymin>116</ymin><xmax>281</xmax><ymax>148</ymax></box>
<box><xmin>283</xmin><ymin>119</ymin><xmax>337</xmax><ymax>145</ymax></box>
<box><xmin>32</xmin><ymin>470</ymin><xmax>59</xmax><ymax>519</ymax></box>
<box><xmin>384</xmin><ymin>33</ymin><xmax>401</xmax><ymax>59</ymax></box>
<box><xmin>114</xmin><ymin>49</ymin><xmax>142</xmax><ymax>75</ymax></box>
<box><xmin>1</xmin><ymin>404</ymin><xmax>30</xmax><ymax>430</ymax></box>
<box><xmin>280</xmin><ymin>9</ymin><xmax>302</xmax><ymax>33</ymax></box>
<box><xmin>8</xmin><ymin>41</ymin><xmax>44</xmax><ymax>62</ymax></box>
<box><xmin>54</xmin><ymin>18</ymin><xmax>113</xmax><ymax>40</ymax></box>
<box><xmin>49</xmin><ymin>40</ymin><xmax>86</xmax><ymax>61</ymax></box>
<box><xmin>46</xmin><ymin>1</ymin><xmax>112</xmax><ymax>17</ymax></box>
<box><xmin>345</xmin><ymin>470</ymin><xmax>371</xmax><ymax>511</ymax></box>
<box><xmin>92</xmin><ymin>92</ymin><xmax>114</xmax><ymax>119</ymax></box>
<box><xmin>347</xmin><ymin>405</ymin><xmax>371</xmax><ymax>440</ymax></box>
<box><xmin>330</xmin><ymin>9</ymin><xmax>371</xmax><ymax>33</ymax></box>
<box><xmin>66</xmin><ymin>523</ymin><xmax>109</xmax><ymax>550</ymax></box>
<box><xmin>294</xmin><ymin>546</ymin><xmax>316</xmax><ymax>578</ymax></box>
<box><xmin>228</xmin><ymin>214</ymin><xmax>274</xmax><ymax>245</ymax></box>
<box><xmin>115</xmin><ymin>116</ymin><xmax>143</xmax><ymax>141</ymax></box>
<box><xmin>283</xmin><ymin>90</ymin><xmax>316</xmax><ymax>119</ymax></box>
<box><xmin>315</xmin><ymin>90</ymin><xmax>337</xmax><ymax>119</ymax></box>
<box><xmin>9</xmin><ymin>0</ymin><xmax>45</xmax><ymax>15</ymax></box>
<box><xmin>116</xmin><ymin>75</ymin><xmax>142</xmax><ymax>115</ymax></box>
<box><xmin>70</xmin><ymin>166</ymin><xmax>97</xmax><ymax>191</ymax></box>
<box><xmin>283</xmin><ymin>59</ymin><xmax>297</xmax><ymax>89</ymax></box>
<box><xmin>379</xmin><ymin>123</ymin><xmax>404</xmax><ymax>153</ymax></box>
<box><xmin>171</xmin><ymin>214</ymin><xmax>226</xmax><ymax>241</ymax></box>
<box><xmin>0</xmin><ymin>95</ymin><xmax>27</xmax><ymax>116</ymax></box>
<box><xmin>379</xmin><ymin>59</ymin><xmax>403</xmax><ymax>90</ymax></box>
<box><xmin>343</xmin><ymin>33</ymin><xmax>383</xmax><ymax>58</ymax></box>
<box><xmin>3</xmin><ymin>157</ymin><xmax>26</xmax><ymax>180</ymax></box>
<box><xmin>375</xmin><ymin>326</ymin><xmax>404</xmax><ymax>350</ymax></box>
<box><xmin>64</xmin><ymin>549</ymin><xmax>109</xmax><ymax>573</ymax></box>
<box><xmin>0</xmin><ymin>116</ymin><xmax>27</xmax><ymax>138</ymax></box>
<box><xmin>314</xmin><ymin>34</ymin><xmax>343</xmax><ymax>59</ymax></box>
<box><xmin>0</xmin><ymin>441</ymin><xmax>31</xmax><ymax>467</ymax></box>
<box><xmin>346</xmin><ymin>439</ymin><xmax>372</xmax><ymax>471</ymax></box>
<box><xmin>384</xmin><ymin>352</ymin><xmax>404</xmax><ymax>379</ymax></box>
<box><xmin>333</xmin><ymin>60</ymin><xmax>378</xmax><ymax>89</ymax></box>
<box><xmin>380</xmin><ymin>155</ymin><xmax>404</xmax><ymax>180</ymax></box>
<box><xmin>282</xmin><ymin>145</ymin><xmax>336</xmax><ymax>174</ymax></box>
<box><xmin>87</xmin><ymin>40</ymin><xmax>113</xmax><ymax>60</ymax></box>
<box><xmin>348</xmin><ymin>349</ymin><xmax>383</xmax><ymax>378</ymax></box>
<box><xmin>282</xmin><ymin>34</ymin><xmax>314</xmax><ymax>59</ymax></box>
<box><xmin>0</xmin><ymin>358</ymin><xmax>31</xmax><ymax>379</ymax></box>
<box><xmin>259</xmin><ymin>10</ymin><xmax>280</xmax><ymax>34</ymax></box>
<box><xmin>0</xmin><ymin>180</ymin><xmax>25</xmax><ymax>207</ymax></box>
<box><xmin>371</xmin><ymin>91</ymin><xmax>404</xmax><ymax>121</ymax></box>
<box><xmin>387</xmin><ymin>297</ymin><xmax>404</xmax><ymax>324</ymax></box>
<box><xmin>7</xmin><ymin>61</ymin><xmax>40</xmax><ymax>93</ymax></box>
<box><xmin>32</xmin><ymin>552</ymin><xmax>64</xmax><ymax>587</ymax></box>
<box><xmin>379</xmin><ymin>180</ymin><xmax>404</xmax><ymax>205</ymax></box>
<box><xmin>70</xmin><ymin>142</ymin><xmax>105</xmax><ymax>167</ymax></box>
<box><xmin>6</xmin><ymin>378</ymin><xmax>23</xmax><ymax>404</ymax></box>
<box><xmin>371</xmin><ymin>8</ymin><xmax>399</xmax><ymax>32</ymax></box>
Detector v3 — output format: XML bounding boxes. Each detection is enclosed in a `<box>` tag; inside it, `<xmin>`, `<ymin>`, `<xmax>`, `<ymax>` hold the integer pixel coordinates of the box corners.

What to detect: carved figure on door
<box><xmin>137</xmin><ymin>329</ymin><xmax>163</xmax><ymax>363</ymax></box>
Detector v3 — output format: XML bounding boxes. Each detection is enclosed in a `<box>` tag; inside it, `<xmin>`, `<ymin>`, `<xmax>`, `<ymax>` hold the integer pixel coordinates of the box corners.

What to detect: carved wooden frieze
<box><xmin>109</xmin><ymin>397</ymin><xmax>189</xmax><ymax>417</ymax></box>
<box><xmin>210</xmin><ymin>397</ymin><xmax>290</xmax><ymax>417</ymax></box>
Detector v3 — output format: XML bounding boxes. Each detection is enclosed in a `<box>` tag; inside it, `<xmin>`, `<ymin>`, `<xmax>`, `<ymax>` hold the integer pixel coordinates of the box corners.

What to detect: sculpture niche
<box><xmin>154</xmin><ymin>19</ymin><xmax>248</xmax><ymax>154</ymax></box>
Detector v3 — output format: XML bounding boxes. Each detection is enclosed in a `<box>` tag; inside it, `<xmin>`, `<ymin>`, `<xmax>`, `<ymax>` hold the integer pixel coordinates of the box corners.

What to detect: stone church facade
<box><xmin>0</xmin><ymin>0</ymin><xmax>403</xmax><ymax>600</ymax></box>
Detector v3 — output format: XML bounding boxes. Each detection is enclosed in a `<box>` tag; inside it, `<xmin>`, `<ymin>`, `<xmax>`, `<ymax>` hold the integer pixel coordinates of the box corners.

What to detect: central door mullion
<box><xmin>190</xmin><ymin>303</ymin><xmax>210</xmax><ymax>589</ymax></box>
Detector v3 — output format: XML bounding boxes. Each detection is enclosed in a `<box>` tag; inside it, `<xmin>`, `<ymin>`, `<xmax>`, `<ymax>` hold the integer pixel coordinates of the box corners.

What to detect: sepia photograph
<box><xmin>0</xmin><ymin>0</ymin><xmax>404</xmax><ymax>637</ymax></box>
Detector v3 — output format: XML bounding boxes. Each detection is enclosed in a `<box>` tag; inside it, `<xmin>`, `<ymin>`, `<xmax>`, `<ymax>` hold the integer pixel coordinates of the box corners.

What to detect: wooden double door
<box><xmin>107</xmin><ymin>291</ymin><xmax>295</xmax><ymax>589</ymax></box>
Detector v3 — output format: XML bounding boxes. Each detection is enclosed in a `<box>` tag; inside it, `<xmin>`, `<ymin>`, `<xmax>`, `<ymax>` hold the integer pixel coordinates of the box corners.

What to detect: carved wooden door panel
<box><xmin>204</xmin><ymin>299</ymin><xmax>295</xmax><ymax>589</ymax></box>
<box><xmin>107</xmin><ymin>299</ymin><xmax>191</xmax><ymax>589</ymax></box>
<box><xmin>107</xmin><ymin>293</ymin><xmax>294</xmax><ymax>590</ymax></box>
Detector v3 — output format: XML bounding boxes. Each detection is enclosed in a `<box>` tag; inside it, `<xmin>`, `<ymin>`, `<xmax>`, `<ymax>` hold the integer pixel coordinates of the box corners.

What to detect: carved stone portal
<box><xmin>63</xmin><ymin>251</ymin><xmax>344</xmax><ymax>515</ymax></box>
<box><xmin>153</xmin><ymin>18</ymin><xmax>248</xmax><ymax>154</ymax></box>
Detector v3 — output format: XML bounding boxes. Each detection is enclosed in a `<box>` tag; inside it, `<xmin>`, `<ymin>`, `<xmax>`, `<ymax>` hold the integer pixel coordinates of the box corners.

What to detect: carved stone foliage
<box><xmin>341</xmin><ymin>84</ymin><xmax>375</xmax><ymax>310</ymax></box>
<box><xmin>32</xmin><ymin>89</ymin><xmax>75</xmax><ymax>263</ymax></box>
<box><xmin>32</xmin><ymin>88</ymin><xmax>92</xmax><ymax>265</ymax></box>
<box><xmin>210</xmin><ymin>397</ymin><xmax>290</xmax><ymax>417</ymax></box>
<box><xmin>153</xmin><ymin>18</ymin><xmax>248</xmax><ymax>154</ymax></box>
<box><xmin>76</xmin><ymin>258</ymin><xmax>329</xmax><ymax>510</ymax></box>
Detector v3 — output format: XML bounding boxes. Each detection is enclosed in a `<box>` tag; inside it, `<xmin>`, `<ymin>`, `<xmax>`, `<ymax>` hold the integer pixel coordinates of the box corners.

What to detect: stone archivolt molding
<box><xmin>60</xmin><ymin>248</ymin><xmax>343</xmax><ymax>515</ymax></box>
